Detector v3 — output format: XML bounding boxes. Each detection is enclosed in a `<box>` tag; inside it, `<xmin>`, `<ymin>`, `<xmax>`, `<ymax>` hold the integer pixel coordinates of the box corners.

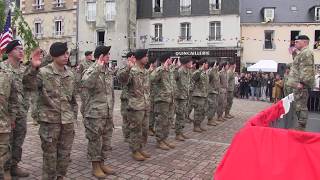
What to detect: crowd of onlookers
<box><xmin>234</xmin><ymin>71</ymin><xmax>287</xmax><ymax>103</ymax></box>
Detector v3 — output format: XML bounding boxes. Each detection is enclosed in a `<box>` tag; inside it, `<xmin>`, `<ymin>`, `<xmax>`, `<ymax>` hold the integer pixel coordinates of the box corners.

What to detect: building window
<box><xmin>264</xmin><ymin>8</ymin><xmax>275</xmax><ymax>22</ymax></box>
<box><xmin>153</xmin><ymin>0</ymin><xmax>163</xmax><ymax>13</ymax></box>
<box><xmin>290</xmin><ymin>31</ymin><xmax>300</xmax><ymax>47</ymax></box>
<box><xmin>153</xmin><ymin>24</ymin><xmax>163</xmax><ymax>42</ymax></box>
<box><xmin>53</xmin><ymin>0</ymin><xmax>65</xmax><ymax>8</ymax></box>
<box><xmin>314</xmin><ymin>30</ymin><xmax>320</xmax><ymax>49</ymax></box>
<box><xmin>209</xmin><ymin>21</ymin><xmax>221</xmax><ymax>41</ymax></box>
<box><xmin>180</xmin><ymin>23</ymin><xmax>191</xmax><ymax>41</ymax></box>
<box><xmin>35</xmin><ymin>22</ymin><xmax>42</xmax><ymax>36</ymax></box>
<box><xmin>290</xmin><ymin>6</ymin><xmax>297</xmax><ymax>11</ymax></box>
<box><xmin>180</xmin><ymin>0</ymin><xmax>191</xmax><ymax>14</ymax></box>
<box><xmin>97</xmin><ymin>30</ymin><xmax>105</xmax><ymax>46</ymax></box>
<box><xmin>105</xmin><ymin>0</ymin><xmax>116</xmax><ymax>21</ymax></box>
<box><xmin>315</xmin><ymin>7</ymin><xmax>320</xmax><ymax>21</ymax></box>
<box><xmin>209</xmin><ymin>0</ymin><xmax>221</xmax><ymax>10</ymax></box>
<box><xmin>86</xmin><ymin>2</ymin><xmax>96</xmax><ymax>22</ymax></box>
<box><xmin>264</xmin><ymin>30</ymin><xmax>275</xmax><ymax>50</ymax></box>
<box><xmin>54</xmin><ymin>20</ymin><xmax>62</xmax><ymax>36</ymax></box>
<box><xmin>32</xmin><ymin>0</ymin><xmax>44</xmax><ymax>10</ymax></box>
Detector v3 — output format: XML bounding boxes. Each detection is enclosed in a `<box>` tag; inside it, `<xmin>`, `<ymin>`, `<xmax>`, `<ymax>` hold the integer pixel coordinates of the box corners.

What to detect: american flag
<box><xmin>0</xmin><ymin>10</ymin><xmax>13</xmax><ymax>52</ymax></box>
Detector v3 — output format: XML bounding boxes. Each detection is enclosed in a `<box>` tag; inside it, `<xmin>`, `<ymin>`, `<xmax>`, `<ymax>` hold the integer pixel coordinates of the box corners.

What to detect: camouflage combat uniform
<box><xmin>175</xmin><ymin>66</ymin><xmax>191</xmax><ymax>135</ymax></box>
<box><xmin>150</xmin><ymin>65</ymin><xmax>174</xmax><ymax>142</ymax></box>
<box><xmin>0</xmin><ymin>62</ymin><xmax>28</xmax><ymax>171</ymax></box>
<box><xmin>225</xmin><ymin>69</ymin><xmax>235</xmax><ymax>115</ymax></box>
<box><xmin>77</xmin><ymin>59</ymin><xmax>94</xmax><ymax>116</ymax></box>
<box><xmin>191</xmin><ymin>67</ymin><xmax>209</xmax><ymax>127</ymax></box>
<box><xmin>207</xmin><ymin>66</ymin><xmax>220</xmax><ymax>121</ymax></box>
<box><xmin>0</xmin><ymin>65</ymin><xmax>17</xmax><ymax>178</ymax></box>
<box><xmin>287</xmin><ymin>47</ymin><xmax>315</xmax><ymax>129</ymax></box>
<box><xmin>81</xmin><ymin>62</ymin><xmax>114</xmax><ymax>162</ymax></box>
<box><xmin>24</xmin><ymin>63</ymin><xmax>78</xmax><ymax>180</ymax></box>
<box><xmin>117</xmin><ymin>65</ymin><xmax>150</xmax><ymax>153</ymax></box>
<box><xmin>117</xmin><ymin>66</ymin><xmax>130</xmax><ymax>141</ymax></box>
<box><xmin>217</xmin><ymin>69</ymin><xmax>228</xmax><ymax>118</ymax></box>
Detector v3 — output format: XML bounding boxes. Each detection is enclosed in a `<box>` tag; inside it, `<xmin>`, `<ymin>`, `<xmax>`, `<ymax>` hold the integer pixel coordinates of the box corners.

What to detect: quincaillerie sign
<box><xmin>175</xmin><ymin>51</ymin><xmax>210</xmax><ymax>56</ymax></box>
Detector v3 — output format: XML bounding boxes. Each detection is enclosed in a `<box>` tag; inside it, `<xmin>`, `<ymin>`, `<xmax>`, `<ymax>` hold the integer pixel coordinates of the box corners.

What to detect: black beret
<box><xmin>159</xmin><ymin>53</ymin><xmax>171</xmax><ymax>63</ymax></box>
<box><xmin>135</xmin><ymin>49</ymin><xmax>148</xmax><ymax>60</ymax></box>
<box><xmin>296</xmin><ymin>35</ymin><xmax>310</xmax><ymax>41</ymax></box>
<box><xmin>94</xmin><ymin>46</ymin><xmax>111</xmax><ymax>59</ymax></box>
<box><xmin>180</xmin><ymin>56</ymin><xmax>192</xmax><ymax>65</ymax></box>
<box><xmin>5</xmin><ymin>40</ymin><xmax>23</xmax><ymax>54</ymax></box>
<box><xmin>50</xmin><ymin>42</ymin><xmax>68</xmax><ymax>57</ymax></box>
<box><xmin>126</xmin><ymin>51</ymin><xmax>135</xmax><ymax>58</ymax></box>
<box><xmin>85</xmin><ymin>51</ymin><xmax>93</xmax><ymax>56</ymax></box>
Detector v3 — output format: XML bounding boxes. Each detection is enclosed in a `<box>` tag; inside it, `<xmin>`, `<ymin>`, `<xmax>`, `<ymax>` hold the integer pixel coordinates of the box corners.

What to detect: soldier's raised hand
<box><xmin>97</xmin><ymin>54</ymin><xmax>105</xmax><ymax>66</ymax></box>
<box><xmin>30</xmin><ymin>48</ymin><xmax>42</xmax><ymax>68</ymax></box>
<box><xmin>164</xmin><ymin>59</ymin><xmax>170</xmax><ymax>70</ymax></box>
<box><xmin>127</xmin><ymin>58</ymin><xmax>135</xmax><ymax>69</ymax></box>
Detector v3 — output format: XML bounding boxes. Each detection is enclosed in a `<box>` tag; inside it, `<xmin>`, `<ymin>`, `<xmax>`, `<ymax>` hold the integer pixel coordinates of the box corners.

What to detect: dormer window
<box><xmin>315</xmin><ymin>7</ymin><xmax>320</xmax><ymax>21</ymax></box>
<box><xmin>263</xmin><ymin>8</ymin><xmax>275</xmax><ymax>22</ymax></box>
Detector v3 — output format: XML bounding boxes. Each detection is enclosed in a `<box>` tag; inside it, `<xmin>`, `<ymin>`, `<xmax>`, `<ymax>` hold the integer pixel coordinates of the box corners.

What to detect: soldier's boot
<box><xmin>11</xmin><ymin>165</ymin><xmax>29</xmax><ymax>177</ymax></box>
<box><xmin>157</xmin><ymin>141</ymin><xmax>170</xmax><ymax>150</ymax></box>
<box><xmin>217</xmin><ymin>116</ymin><xmax>224</xmax><ymax>122</ymax></box>
<box><xmin>224</xmin><ymin>111</ymin><xmax>234</xmax><ymax>119</ymax></box>
<box><xmin>181</xmin><ymin>133</ymin><xmax>190</xmax><ymax>139</ymax></box>
<box><xmin>199</xmin><ymin>125</ymin><xmax>207</xmax><ymax>131</ymax></box>
<box><xmin>175</xmin><ymin>134</ymin><xmax>185</xmax><ymax>141</ymax></box>
<box><xmin>91</xmin><ymin>161</ymin><xmax>106</xmax><ymax>178</ymax></box>
<box><xmin>139</xmin><ymin>150</ymin><xmax>151</xmax><ymax>158</ymax></box>
<box><xmin>163</xmin><ymin>140</ymin><xmax>176</xmax><ymax>149</ymax></box>
<box><xmin>132</xmin><ymin>151</ymin><xmax>146</xmax><ymax>161</ymax></box>
<box><xmin>3</xmin><ymin>170</ymin><xmax>12</xmax><ymax>180</ymax></box>
<box><xmin>193</xmin><ymin>125</ymin><xmax>202</xmax><ymax>133</ymax></box>
<box><xmin>56</xmin><ymin>176</ymin><xmax>63</xmax><ymax>180</ymax></box>
<box><xmin>207</xmin><ymin>119</ymin><xmax>218</xmax><ymax>126</ymax></box>
<box><xmin>148</xmin><ymin>128</ymin><xmax>155</xmax><ymax>136</ymax></box>
<box><xmin>100</xmin><ymin>162</ymin><xmax>115</xmax><ymax>175</ymax></box>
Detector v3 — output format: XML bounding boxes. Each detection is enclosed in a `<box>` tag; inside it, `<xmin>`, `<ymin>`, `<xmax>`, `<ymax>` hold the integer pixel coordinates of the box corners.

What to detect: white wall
<box><xmin>136</xmin><ymin>15</ymin><xmax>240</xmax><ymax>49</ymax></box>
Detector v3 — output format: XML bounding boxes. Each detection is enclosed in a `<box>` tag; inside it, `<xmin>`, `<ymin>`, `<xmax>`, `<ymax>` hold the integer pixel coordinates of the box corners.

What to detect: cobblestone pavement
<box><xmin>17</xmin><ymin>91</ymin><xmax>270</xmax><ymax>180</ymax></box>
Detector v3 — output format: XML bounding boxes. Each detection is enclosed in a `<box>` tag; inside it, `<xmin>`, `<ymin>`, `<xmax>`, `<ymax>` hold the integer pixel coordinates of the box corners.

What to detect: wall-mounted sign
<box><xmin>175</xmin><ymin>51</ymin><xmax>210</xmax><ymax>56</ymax></box>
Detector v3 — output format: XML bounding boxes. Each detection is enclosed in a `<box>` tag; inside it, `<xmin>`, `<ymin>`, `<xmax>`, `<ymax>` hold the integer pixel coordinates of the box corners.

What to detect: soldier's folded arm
<box><xmin>81</xmin><ymin>63</ymin><xmax>103</xmax><ymax>89</ymax></box>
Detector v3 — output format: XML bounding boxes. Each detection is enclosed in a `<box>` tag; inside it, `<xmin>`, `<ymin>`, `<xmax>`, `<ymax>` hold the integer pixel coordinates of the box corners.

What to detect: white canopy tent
<box><xmin>247</xmin><ymin>60</ymin><xmax>278</xmax><ymax>72</ymax></box>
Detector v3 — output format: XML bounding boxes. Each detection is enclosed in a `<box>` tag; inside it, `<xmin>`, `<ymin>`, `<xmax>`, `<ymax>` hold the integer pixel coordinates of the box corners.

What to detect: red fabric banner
<box><xmin>214</xmin><ymin>100</ymin><xmax>320</xmax><ymax>180</ymax></box>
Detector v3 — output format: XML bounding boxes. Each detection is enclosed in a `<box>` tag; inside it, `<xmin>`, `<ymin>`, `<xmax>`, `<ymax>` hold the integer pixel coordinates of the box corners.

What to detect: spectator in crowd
<box><xmin>245</xmin><ymin>73</ymin><xmax>251</xmax><ymax>99</ymax></box>
<box><xmin>272</xmin><ymin>74</ymin><xmax>283</xmax><ymax>103</ymax></box>
<box><xmin>266</xmin><ymin>73</ymin><xmax>274</xmax><ymax>102</ymax></box>
<box><xmin>234</xmin><ymin>73</ymin><xmax>240</xmax><ymax>98</ymax></box>
<box><xmin>255</xmin><ymin>73</ymin><xmax>262</xmax><ymax>100</ymax></box>
<box><xmin>249</xmin><ymin>73</ymin><xmax>258</xmax><ymax>100</ymax></box>
<box><xmin>239</xmin><ymin>73</ymin><xmax>246</xmax><ymax>99</ymax></box>
<box><xmin>260</xmin><ymin>73</ymin><xmax>268</xmax><ymax>101</ymax></box>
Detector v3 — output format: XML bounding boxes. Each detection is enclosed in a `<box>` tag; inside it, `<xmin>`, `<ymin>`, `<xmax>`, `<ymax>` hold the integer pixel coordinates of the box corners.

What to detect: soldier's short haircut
<box><xmin>195</xmin><ymin>58</ymin><xmax>208</xmax><ymax>69</ymax></box>
<box><xmin>126</xmin><ymin>52</ymin><xmax>135</xmax><ymax>58</ymax></box>
<box><xmin>159</xmin><ymin>53</ymin><xmax>171</xmax><ymax>63</ymax></box>
<box><xmin>180</xmin><ymin>56</ymin><xmax>192</xmax><ymax>65</ymax></box>
<box><xmin>85</xmin><ymin>51</ymin><xmax>93</xmax><ymax>56</ymax></box>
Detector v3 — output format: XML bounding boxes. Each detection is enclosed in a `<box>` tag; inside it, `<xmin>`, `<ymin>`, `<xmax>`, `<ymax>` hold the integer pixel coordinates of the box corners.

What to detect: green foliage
<box><xmin>12</xmin><ymin>7</ymin><xmax>39</xmax><ymax>60</ymax></box>
<box><xmin>0</xmin><ymin>0</ymin><xmax>5</xmax><ymax>31</ymax></box>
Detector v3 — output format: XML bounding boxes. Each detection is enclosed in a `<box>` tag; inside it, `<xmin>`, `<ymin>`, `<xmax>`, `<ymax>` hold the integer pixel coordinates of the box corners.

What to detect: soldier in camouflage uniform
<box><xmin>191</xmin><ymin>59</ymin><xmax>209</xmax><ymax>132</ymax></box>
<box><xmin>0</xmin><ymin>60</ymin><xmax>18</xmax><ymax>179</ymax></box>
<box><xmin>175</xmin><ymin>56</ymin><xmax>193</xmax><ymax>141</ymax></box>
<box><xmin>81</xmin><ymin>46</ymin><xmax>115</xmax><ymax>178</ymax></box>
<box><xmin>0</xmin><ymin>40</ymin><xmax>30</xmax><ymax>178</ymax></box>
<box><xmin>217</xmin><ymin>61</ymin><xmax>229</xmax><ymax>122</ymax></box>
<box><xmin>225</xmin><ymin>60</ymin><xmax>236</xmax><ymax>119</ymax></box>
<box><xmin>117</xmin><ymin>49</ymin><xmax>151</xmax><ymax>161</ymax></box>
<box><xmin>287</xmin><ymin>35</ymin><xmax>315</xmax><ymax>131</ymax></box>
<box><xmin>150</xmin><ymin>53</ymin><xmax>176</xmax><ymax>150</ymax></box>
<box><xmin>148</xmin><ymin>58</ymin><xmax>157</xmax><ymax>136</ymax></box>
<box><xmin>76</xmin><ymin>51</ymin><xmax>94</xmax><ymax>117</ymax></box>
<box><xmin>117</xmin><ymin>52</ymin><xmax>135</xmax><ymax>142</ymax></box>
<box><xmin>24</xmin><ymin>42</ymin><xmax>78</xmax><ymax>180</ymax></box>
<box><xmin>283</xmin><ymin>65</ymin><xmax>293</xmax><ymax>96</ymax></box>
<box><xmin>169</xmin><ymin>60</ymin><xmax>178</xmax><ymax>129</ymax></box>
<box><xmin>207</xmin><ymin>61</ymin><xmax>220</xmax><ymax>126</ymax></box>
